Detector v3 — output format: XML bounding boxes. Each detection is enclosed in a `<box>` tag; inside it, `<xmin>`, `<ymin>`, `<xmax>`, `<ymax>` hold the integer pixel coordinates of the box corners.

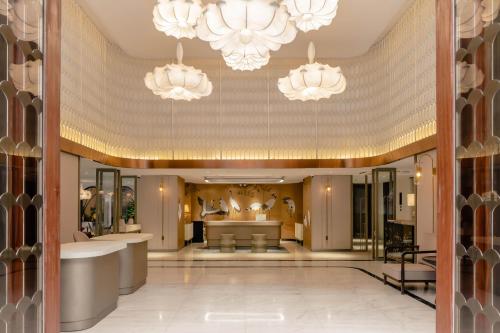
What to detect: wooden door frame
<box><xmin>436</xmin><ymin>0</ymin><xmax>455</xmax><ymax>332</ymax></box>
<box><xmin>43</xmin><ymin>0</ymin><xmax>61</xmax><ymax>332</ymax></box>
<box><xmin>41</xmin><ymin>0</ymin><xmax>455</xmax><ymax>331</ymax></box>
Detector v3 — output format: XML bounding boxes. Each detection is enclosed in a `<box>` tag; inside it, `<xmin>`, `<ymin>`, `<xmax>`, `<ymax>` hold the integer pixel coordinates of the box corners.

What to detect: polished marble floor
<box><xmin>148</xmin><ymin>241</ymin><xmax>373</xmax><ymax>262</ymax></box>
<box><xmin>80</xmin><ymin>266</ymin><xmax>435</xmax><ymax>333</ymax></box>
<box><xmin>148</xmin><ymin>241</ymin><xmax>436</xmax><ymax>305</ymax></box>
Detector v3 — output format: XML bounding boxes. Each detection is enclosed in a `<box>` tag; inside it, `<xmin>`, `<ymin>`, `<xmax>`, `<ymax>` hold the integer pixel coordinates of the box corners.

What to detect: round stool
<box><xmin>220</xmin><ymin>234</ymin><xmax>235</xmax><ymax>253</ymax></box>
<box><xmin>251</xmin><ymin>234</ymin><xmax>267</xmax><ymax>253</ymax></box>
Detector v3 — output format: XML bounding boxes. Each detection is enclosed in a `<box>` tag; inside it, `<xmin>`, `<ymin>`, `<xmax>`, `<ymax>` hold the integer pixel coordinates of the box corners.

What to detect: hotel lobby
<box><xmin>1</xmin><ymin>0</ymin><xmax>499</xmax><ymax>332</ymax></box>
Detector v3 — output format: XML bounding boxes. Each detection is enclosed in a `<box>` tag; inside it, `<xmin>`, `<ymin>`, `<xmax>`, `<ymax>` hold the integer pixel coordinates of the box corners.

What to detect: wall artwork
<box><xmin>188</xmin><ymin>183</ymin><xmax>303</xmax><ymax>239</ymax></box>
<box><xmin>198</xmin><ymin>196</ymin><xmax>230</xmax><ymax>217</ymax></box>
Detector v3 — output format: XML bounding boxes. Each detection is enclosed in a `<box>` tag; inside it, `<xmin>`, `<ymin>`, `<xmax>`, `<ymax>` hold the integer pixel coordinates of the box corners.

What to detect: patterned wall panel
<box><xmin>454</xmin><ymin>0</ymin><xmax>500</xmax><ymax>332</ymax></box>
<box><xmin>0</xmin><ymin>0</ymin><xmax>44</xmax><ymax>332</ymax></box>
<box><xmin>60</xmin><ymin>0</ymin><xmax>436</xmax><ymax>160</ymax></box>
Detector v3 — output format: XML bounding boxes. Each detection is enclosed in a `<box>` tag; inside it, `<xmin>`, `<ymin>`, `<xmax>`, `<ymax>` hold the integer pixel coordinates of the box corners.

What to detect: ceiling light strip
<box><xmin>203</xmin><ymin>177</ymin><xmax>285</xmax><ymax>184</ymax></box>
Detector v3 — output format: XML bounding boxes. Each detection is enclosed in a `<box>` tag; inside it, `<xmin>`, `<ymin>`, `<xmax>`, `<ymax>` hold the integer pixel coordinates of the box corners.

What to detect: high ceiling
<box><xmin>75</xmin><ymin>0</ymin><xmax>414</xmax><ymax>59</ymax></box>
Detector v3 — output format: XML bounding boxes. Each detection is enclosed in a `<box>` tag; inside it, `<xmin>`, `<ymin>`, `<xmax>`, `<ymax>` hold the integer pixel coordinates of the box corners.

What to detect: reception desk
<box><xmin>92</xmin><ymin>233</ymin><xmax>153</xmax><ymax>294</ymax></box>
<box><xmin>60</xmin><ymin>241</ymin><xmax>126</xmax><ymax>331</ymax></box>
<box><xmin>205</xmin><ymin>220</ymin><xmax>282</xmax><ymax>247</ymax></box>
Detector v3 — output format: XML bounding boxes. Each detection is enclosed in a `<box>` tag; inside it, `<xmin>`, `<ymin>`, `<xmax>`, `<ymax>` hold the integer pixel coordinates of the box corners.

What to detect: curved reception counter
<box><xmin>205</xmin><ymin>220</ymin><xmax>282</xmax><ymax>248</ymax></box>
<box><xmin>60</xmin><ymin>241</ymin><xmax>126</xmax><ymax>331</ymax></box>
<box><xmin>92</xmin><ymin>233</ymin><xmax>153</xmax><ymax>295</ymax></box>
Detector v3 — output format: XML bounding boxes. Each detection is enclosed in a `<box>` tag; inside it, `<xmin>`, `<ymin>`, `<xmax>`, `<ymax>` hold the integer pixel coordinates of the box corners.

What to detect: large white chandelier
<box><xmin>283</xmin><ymin>0</ymin><xmax>340</xmax><ymax>32</ymax></box>
<box><xmin>278</xmin><ymin>42</ymin><xmax>346</xmax><ymax>101</ymax></box>
<box><xmin>196</xmin><ymin>0</ymin><xmax>298</xmax><ymax>71</ymax></box>
<box><xmin>144</xmin><ymin>43</ymin><xmax>213</xmax><ymax>101</ymax></box>
<box><xmin>153</xmin><ymin>0</ymin><xmax>203</xmax><ymax>39</ymax></box>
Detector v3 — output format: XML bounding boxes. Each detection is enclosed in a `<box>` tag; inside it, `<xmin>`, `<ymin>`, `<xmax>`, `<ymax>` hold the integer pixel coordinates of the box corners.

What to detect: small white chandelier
<box><xmin>278</xmin><ymin>42</ymin><xmax>346</xmax><ymax>101</ymax></box>
<box><xmin>284</xmin><ymin>0</ymin><xmax>340</xmax><ymax>32</ymax></box>
<box><xmin>144</xmin><ymin>42</ymin><xmax>213</xmax><ymax>101</ymax></box>
<box><xmin>0</xmin><ymin>0</ymin><xmax>41</xmax><ymax>42</ymax></box>
<box><xmin>152</xmin><ymin>0</ymin><xmax>203</xmax><ymax>39</ymax></box>
<box><xmin>481</xmin><ymin>0</ymin><xmax>500</xmax><ymax>26</ymax></box>
<box><xmin>196</xmin><ymin>0</ymin><xmax>298</xmax><ymax>71</ymax></box>
<box><xmin>79</xmin><ymin>185</ymin><xmax>92</xmax><ymax>200</ymax></box>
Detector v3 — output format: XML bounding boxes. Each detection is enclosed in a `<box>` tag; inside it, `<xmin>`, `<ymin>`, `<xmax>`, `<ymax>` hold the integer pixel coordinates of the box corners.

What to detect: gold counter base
<box><xmin>205</xmin><ymin>221</ymin><xmax>282</xmax><ymax>248</ymax></box>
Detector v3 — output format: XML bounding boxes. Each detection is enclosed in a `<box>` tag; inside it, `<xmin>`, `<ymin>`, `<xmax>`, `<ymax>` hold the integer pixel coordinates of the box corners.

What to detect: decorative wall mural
<box><xmin>246</xmin><ymin>202</ymin><xmax>263</xmax><ymax>211</ymax></box>
<box><xmin>245</xmin><ymin>193</ymin><xmax>277</xmax><ymax>212</ymax></box>
<box><xmin>228</xmin><ymin>190</ymin><xmax>241</xmax><ymax>213</ymax></box>
<box><xmin>189</xmin><ymin>184</ymin><xmax>302</xmax><ymax>239</ymax></box>
<box><xmin>219</xmin><ymin>197</ymin><xmax>229</xmax><ymax>215</ymax></box>
<box><xmin>282</xmin><ymin>197</ymin><xmax>296</xmax><ymax>216</ymax></box>
<box><xmin>198</xmin><ymin>196</ymin><xmax>230</xmax><ymax>218</ymax></box>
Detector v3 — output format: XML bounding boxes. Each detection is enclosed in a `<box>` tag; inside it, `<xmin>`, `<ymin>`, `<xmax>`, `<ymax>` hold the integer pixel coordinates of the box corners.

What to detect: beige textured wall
<box><xmin>177</xmin><ymin>177</ymin><xmax>185</xmax><ymax>249</ymax></box>
<box><xmin>60</xmin><ymin>152</ymin><xmax>79</xmax><ymax>243</ymax></box>
<box><xmin>189</xmin><ymin>183</ymin><xmax>303</xmax><ymax>240</ymax></box>
<box><xmin>137</xmin><ymin>175</ymin><xmax>184</xmax><ymax>250</ymax></box>
<box><xmin>305</xmin><ymin>176</ymin><xmax>352</xmax><ymax>251</ymax></box>
<box><xmin>61</xmin><ymin>0</ymin><xmax>436</xmax><ymax>160</ymax></box>
<box><xmin>416</xmin><ymin>150</ymin><xmax>437</xmax><ymax>251</ymax></box>
<box><xmin>396</xmin><ymin>175</ymin><xmax>414</xmax><ymax>222</ymax></box>
<box><xmin>303</xmin><ymin>178</ymin><xmax>312</xmax><ymax>250</ymax></box>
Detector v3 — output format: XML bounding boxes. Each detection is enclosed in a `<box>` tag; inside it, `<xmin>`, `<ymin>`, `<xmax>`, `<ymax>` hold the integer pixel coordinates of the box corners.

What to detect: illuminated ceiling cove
<box><xmin>60</xmin><ymin>0</ymin><xmax>436</xmax><ymax>160</ymax></box>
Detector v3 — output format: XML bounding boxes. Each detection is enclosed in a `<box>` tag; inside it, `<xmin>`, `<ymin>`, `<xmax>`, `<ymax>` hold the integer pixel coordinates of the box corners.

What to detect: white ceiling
<box><xmin>75</xmin><ymin>0</ymin><xmax>414</xmax><ymax>59</ymax></box>
<box><xmin>80</xmin><ymin>157</ymin><xmax>416</xmax><ymax>184</ymax></box>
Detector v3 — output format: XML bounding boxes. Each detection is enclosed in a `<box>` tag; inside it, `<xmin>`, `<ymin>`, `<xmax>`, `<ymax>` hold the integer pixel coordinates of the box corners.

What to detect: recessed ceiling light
<box><xmin>203</xmin><ymin>177</ymin><xmax>285</xmax><ymax>184</ymax></box>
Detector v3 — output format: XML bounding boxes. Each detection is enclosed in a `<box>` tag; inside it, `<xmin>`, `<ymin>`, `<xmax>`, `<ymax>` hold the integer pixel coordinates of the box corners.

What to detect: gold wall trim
<box><xmin>60</xmin><ymin>135</ymin><xmax>436</xmax><ymax>169</ymax></box>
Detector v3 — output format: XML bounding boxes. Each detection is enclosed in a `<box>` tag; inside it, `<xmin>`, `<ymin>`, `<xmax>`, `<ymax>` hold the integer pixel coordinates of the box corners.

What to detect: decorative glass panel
<box><xmin>454</xmin><ymin>0</ymin><xmax>500</xmax><ymax>332</ymax></box>
<box><xmin>0</xmin><ymin>0</ymin><xmax>44</xmax><ymax>332</ymax></box>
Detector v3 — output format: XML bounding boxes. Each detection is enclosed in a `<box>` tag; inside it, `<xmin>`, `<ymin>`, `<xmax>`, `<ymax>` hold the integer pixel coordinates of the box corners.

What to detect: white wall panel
<box><xmin>137</xmin><ymin>176</ymin><xmax>182</xmax><ymax>250</ymax></box>
<box><xmin>60</xmin><ymin>153</ymin><xmax>80</xmax><ymax>243</ymax></box>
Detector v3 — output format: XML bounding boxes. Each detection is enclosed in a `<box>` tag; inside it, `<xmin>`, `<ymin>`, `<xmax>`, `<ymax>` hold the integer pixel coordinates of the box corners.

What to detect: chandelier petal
<box><xmin>196</xmin><ymin>0</ymin><xmax>297</xmax><ymax>71</ymax></box>
<box><xmin>153</xmin><ymin>0</ymin><xmax>203</xmax><ymax>39</ymax></box>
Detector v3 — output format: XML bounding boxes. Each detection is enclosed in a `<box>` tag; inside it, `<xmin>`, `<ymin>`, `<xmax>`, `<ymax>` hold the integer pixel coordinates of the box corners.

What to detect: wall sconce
<box><xmin>415</xmin><ymin>153</ymin><xmax>436</xmax><ymax>232</ymax></box>
<box><xmin>414</xmin><ymin>154</ymin><xmax>436</xmax><ymax>185</ymax></box>
<box><xmin>159</xmin><ymin>184</ymin><xmax>164</xmax><ymax>192</ymax></box>
<box><xmin>407</xmin><ymin>193</ymin><xmax>416</xmax><ymax>207</ymax></box>
<box><xmin>184</xmin><ymin>204</ymin><xmax>190</xmax><ymax>213</ymax></box>
<box><xmin>415</xmin><ymin>166</ymin><xmax>423</xmax><ymax>184</ymax></box>
<box><xmin>326</xmin><ymin>186</ymin><xmax>332</xmax><ymax>192</ymax></box>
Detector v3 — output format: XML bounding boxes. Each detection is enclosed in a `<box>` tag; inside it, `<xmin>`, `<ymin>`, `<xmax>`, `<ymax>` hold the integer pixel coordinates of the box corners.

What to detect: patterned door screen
<box><xmin>455</xmin><ymin>0</ymin><xmax>500</xmax><ymax>332</ymax></box>
<box><xmin>0</xmin><ymin>0</ymin><xmax>44</xmax><ymax>332</ymax></box>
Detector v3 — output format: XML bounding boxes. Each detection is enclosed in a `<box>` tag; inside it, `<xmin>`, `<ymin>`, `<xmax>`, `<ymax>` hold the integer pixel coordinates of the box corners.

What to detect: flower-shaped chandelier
<box><xmin>149</xmin><ymin>1</ymin><xmax>346</xmax><ymax>102</ymax></box>
<box><xmin>152</xmin><ymin>0</ymin><xmax>342</xmax><ymax>71</ymax></box>
<box><xmin>481</xmin><ymin>0</ymin><xmax>500</xmax><ymax>26</ymax></box>
<box><xmin>456</xmin><ymin>0</ymin><xmax>500</xmax><ymax>38</ymax></box>
<box><xmin>284</xmin><ymin>0</ymin><xmax>340</xmax><ymax>32</ymax></box>
<box><xmin>144</xmin><ymin>43</ymin><xmax>213</xmax><ymax>101</ymax></box>
<box><xmin>0</xmin><ymin>0</ymin><xmax>41</xmax><ymax>42</ymax></box>
<box><xmin>9</xmin><ymin>59</ymin><xmax>42</xmax><ymax>96</ymax></box>
<box><xmin>196</xmin><ymin>0</ymin><xmax>297</xmax><ymax>71</ymax></box>
<box><xmin>153</xmin><ymin>0</ymin><xmax>203</xmax><ymax>39</ymax></box>
<box><xmin>278</xmin><ymin>42</ymin><xmax>346</xmax><ymax>101</ymax></box>
<box><xmin>456</xmin><ymin>61</ymin><xmax>484</xmax><ymax>94</ymax></box>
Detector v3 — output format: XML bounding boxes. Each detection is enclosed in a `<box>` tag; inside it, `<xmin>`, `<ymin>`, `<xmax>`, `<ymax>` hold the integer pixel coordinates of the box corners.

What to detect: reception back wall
<box><xmin>188</xmin><ymin>183</ymin><xmax>303</xmax><ymax>240</ymax></box>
